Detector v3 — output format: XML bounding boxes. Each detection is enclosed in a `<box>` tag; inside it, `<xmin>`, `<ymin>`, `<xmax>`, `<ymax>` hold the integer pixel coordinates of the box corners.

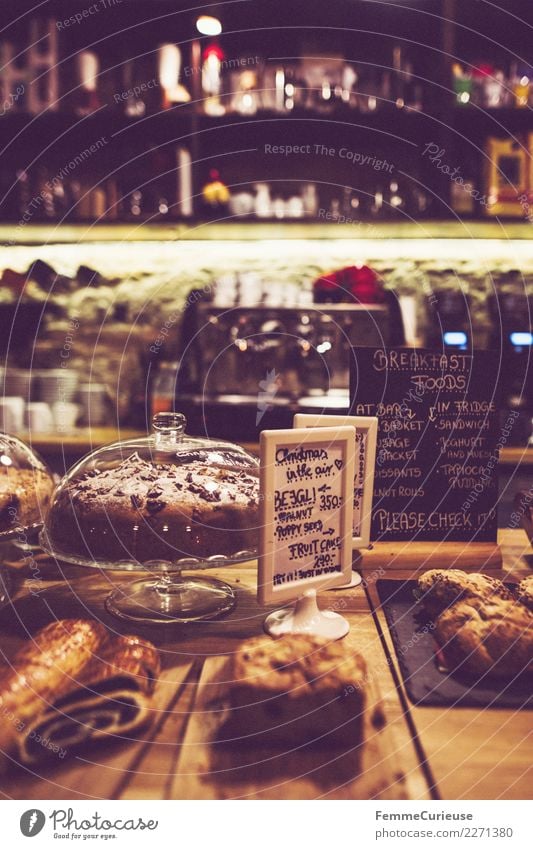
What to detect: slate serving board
<box><xmin>377</xmin><ymin>579</ymin><xmax>532</xmax><ymax>709</ymax></box>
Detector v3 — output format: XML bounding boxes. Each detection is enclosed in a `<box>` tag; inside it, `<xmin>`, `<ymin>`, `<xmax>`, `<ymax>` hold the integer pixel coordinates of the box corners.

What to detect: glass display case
<box><xmin>0</xmin><ymin>432</ymin><xmax>54</xmax><ymax>541</ymax></box>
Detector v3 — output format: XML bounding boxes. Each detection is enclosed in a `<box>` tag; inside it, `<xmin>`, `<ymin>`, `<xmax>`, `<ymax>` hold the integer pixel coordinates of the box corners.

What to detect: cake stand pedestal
<box><xmin>105</xmin><ymin>570</ymin><xmax>236</xmax><ymax>624</ymax></box>
<box><xmin>263</xmin><ymin>589</ymin><xmax>349</xmax><ymax>639</ymax></box>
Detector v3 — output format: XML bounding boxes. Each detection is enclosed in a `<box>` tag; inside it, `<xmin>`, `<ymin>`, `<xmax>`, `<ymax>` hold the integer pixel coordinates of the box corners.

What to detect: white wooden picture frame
<box><xmin>258</xmin><ymin>426</ymin><xmax>355</xmax><ymax>606</ymax></box>
<box><xmin>293</xmin><ymin>414</ymin><xmax>378</xmax><ymax>549</ymax></box>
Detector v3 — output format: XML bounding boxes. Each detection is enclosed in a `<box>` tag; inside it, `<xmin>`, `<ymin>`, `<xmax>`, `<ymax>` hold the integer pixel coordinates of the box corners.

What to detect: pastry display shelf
<box><xmin>0</xmin><ymin>528</ymin><xmax>530</xmax><ymax>800</ymax></box>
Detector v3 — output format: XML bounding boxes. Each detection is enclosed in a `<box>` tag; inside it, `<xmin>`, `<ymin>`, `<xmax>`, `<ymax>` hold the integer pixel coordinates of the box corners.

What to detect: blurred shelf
<box><xmin>18</xmin><ymin>428</ymin><xmax>144</xmax><ymax>453</ymax></box>
<box><xmin>499</xmin><ymin>446</ymin><xmax>533</xmax><ymax>466</ymax></box>
<box><xmin>2</xmin><ymin>220</ymin><xmax>533</xmax><ymax>244</ymax></box>
<box><xmin>452</xmin><ymin>106</ymin><xmax>533</xmax><ymax>135</ymax></box>
<box><xmin>3</xmin><ymin>105</ymin><xmax>530</xmax><ymax>139</ymax></box>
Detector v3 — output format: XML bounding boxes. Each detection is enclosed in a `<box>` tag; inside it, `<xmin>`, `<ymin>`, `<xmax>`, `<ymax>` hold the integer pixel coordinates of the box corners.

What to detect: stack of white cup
<box><xmin>0</xmin><ymin>397</ymin><xmax>79</xmax><ymax>434</ymax></box>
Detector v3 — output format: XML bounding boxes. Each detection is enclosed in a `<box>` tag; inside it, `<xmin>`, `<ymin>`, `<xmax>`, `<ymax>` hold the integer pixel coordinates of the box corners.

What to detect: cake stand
<box><xmin>40</xmin><ymin>413</ymin><xmax>260</xmax><ymax>625</ymax></box>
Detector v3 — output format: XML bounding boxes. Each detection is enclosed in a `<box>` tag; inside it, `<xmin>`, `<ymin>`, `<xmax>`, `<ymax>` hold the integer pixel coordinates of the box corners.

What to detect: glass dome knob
<box><xmin>152</xmin><ymin>412</ymin><xmax>186</xmax><ymax>446</ymax></box>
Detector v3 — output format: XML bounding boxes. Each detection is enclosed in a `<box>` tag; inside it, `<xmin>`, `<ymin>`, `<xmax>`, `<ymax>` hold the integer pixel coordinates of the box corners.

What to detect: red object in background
<box><xmin>313</xmin><ymin>265</ymin><xmax>385</xmax><ymax>304</ymax></box>
<box><xmin>0</xmin><ymin>269</ymin><xmax>27</xmax><ymax>294</ymax></box>
<box><xmin>473</xmin><ymin>62</ymin><xmax>494</xmax><ymax>78</ymax></box>
<box><xmin>203</xmin><ymin>43</ymin><xmax>225</xmax><ymax>62</ymax></box>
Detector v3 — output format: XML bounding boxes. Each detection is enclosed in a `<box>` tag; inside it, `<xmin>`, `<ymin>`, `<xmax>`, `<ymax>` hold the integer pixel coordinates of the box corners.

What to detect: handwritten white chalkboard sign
<box><xmin>258</xmin><ymin>426</ymin><xmax>355</xmax><ymax>610</ymax></box>
<box><xmin>293</xmin><ymin>414</ymin><xmax>377</xmax><ymax>548</ymax></box>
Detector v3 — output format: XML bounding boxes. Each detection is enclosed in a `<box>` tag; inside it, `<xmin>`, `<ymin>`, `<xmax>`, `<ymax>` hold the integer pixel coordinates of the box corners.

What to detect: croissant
<box><xmin>0</xmin><ymin>619</ymin><xmax>160</xmax><ymax>767</ymax></box>
<box><xmin>434</xmin><ymin>598</ymin><xmax>533</xmax><ymax>680</ymax></box>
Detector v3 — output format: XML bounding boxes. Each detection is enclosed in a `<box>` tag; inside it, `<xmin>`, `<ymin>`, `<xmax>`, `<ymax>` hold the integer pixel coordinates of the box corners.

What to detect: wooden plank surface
<box><xmin>358</xmin><ymin>540</ymin><xmax>502</xmax><ymax>572</ymax></box>
<box><xmin>366</xmin><ymin>528</ymin><xmax>533</xmax><ymax>801</ymax></box>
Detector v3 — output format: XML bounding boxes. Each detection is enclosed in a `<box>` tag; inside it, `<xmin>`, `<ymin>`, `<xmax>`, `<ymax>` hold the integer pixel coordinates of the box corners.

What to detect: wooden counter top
<box><xmin>16</xmin><ymin>429</ymin><xmax>533</xmax><ymax>467</ymax></box>
<box><xmin>0</xmin><ymin>561</ymin><xmax>429</xmax><ymax>801</ymax></box>
<box><xmin>18</xmin><ymin>428</ymin><xmax>144</xmax><ymax>452</ymax></box>
<box><xmin>0</xmin><ymin>530</ymin><xmax>530</xmax><ymax>800</ymax></box>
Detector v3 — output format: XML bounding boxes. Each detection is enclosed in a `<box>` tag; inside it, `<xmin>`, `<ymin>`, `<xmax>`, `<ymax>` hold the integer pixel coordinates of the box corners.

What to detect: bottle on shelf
<box><xmin>75</xmin><ymin>51</ymin><xmax>100</xmax><ymax>115</ymax></box>
<box><xmin>158</xmin><ymin>44</ymin><xmax>191</xmax><ymax>109</ymax></box>
<box><xmin>151</xmin><ymin>362</ymin><xmax>179</xmax><ymax>417</ymax></box>
<box><xmin>483</xmin><ymin>68</ymin><xmax>507</xmax><ymax>109</ymax></box>
<box><xmin>176</xmin><ymin>147</ymin><xmax>193</xmax><ymax>218</ymax></box>
<box><xmin>452</xmin><ymin>63</ymin><xmax>473</xmax><ymax>106</ymax></box>
<box><xmin>391</xmin><ymin>46</ymin><xmax>405</xmax><ymax>109</ymax></box>
<box><xmin>403</xmin><ymin>62</ymin><xmax>423</xmax><ymax>111</ymax></box>
<box><xmin>301</xmin><ymin>183</ymin><xmax>319</xmax><ymax>218</ymax></box>
<box><xmin>254</xmin><ymin>183</ymin><xmax>272</xmax><ymax>218</ymax></box>
<box><xmin>201</xmin><ymin>169</ymin><xmax>230</xmax><ymax>217</ymax></box>
<box><xmin>510</xmin><ymin>62</ymin><xmax>531</xmax><ymax>108</ymax></box>
<box><xmin>202</xmin><ymin>44</ymin><xmax>226</xmax><ymax>116</ymax></box>
<box><xmin>230</xmin><ymin>68</ymin><xmax>260</xmax><ymax>115</ymax></box>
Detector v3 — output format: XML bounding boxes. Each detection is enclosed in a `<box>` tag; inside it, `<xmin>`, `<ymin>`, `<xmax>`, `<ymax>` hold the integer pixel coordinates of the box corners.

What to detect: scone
<box><xmin>217</xmin><ymin>635</ymin><xmax>367</xmax><ymax>747</ymax></box>
<box><xmin>517</xmin><ymin>575</ymin><xmax>533</xmax><ymax>612</ymax></box>
<box><xmin>417</xmin><ymin>569</ymin><xmax>513</xmax><ymax>617</ymax></box>
<box><xmin>434</xmin><ymin>598</ymin><xmax>533</xmax><ymax>680</ymax></box>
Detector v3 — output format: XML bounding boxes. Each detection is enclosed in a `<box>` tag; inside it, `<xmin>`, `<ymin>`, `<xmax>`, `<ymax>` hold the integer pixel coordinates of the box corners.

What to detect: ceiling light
<box><xmin>196</xmin><ymin>15</ymin><xmax>222</xmax><ymax>36</ymax></box>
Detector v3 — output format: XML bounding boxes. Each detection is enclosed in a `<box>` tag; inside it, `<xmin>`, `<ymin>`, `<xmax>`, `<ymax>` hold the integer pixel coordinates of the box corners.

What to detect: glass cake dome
<box><xmin>41</xmin><ymin>413</ymin><xmax>260</xmax><ymax>624</ymax></box>
<box><xmin>0</xmin><ymin>433</ymin><xmax>55</xmax><ymax>541</ymax></box>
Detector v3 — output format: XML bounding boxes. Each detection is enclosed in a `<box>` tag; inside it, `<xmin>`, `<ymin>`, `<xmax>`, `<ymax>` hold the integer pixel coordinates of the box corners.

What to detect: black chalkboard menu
<box><xmin>350</xmin><ymin>348</ymin><xmax>501</xmax><ymax>543</ymax></box>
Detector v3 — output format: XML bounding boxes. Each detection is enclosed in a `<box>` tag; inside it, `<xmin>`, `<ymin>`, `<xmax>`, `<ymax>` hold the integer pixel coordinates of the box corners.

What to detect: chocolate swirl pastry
<box><xmin>0</xmin><ymin>619</ymin><xmax>160</xmax><ymax>767</ymax></box>
<box><xmin>46</xmin><ymin>453</ymin><xmax>259</xmax><ymax>564</ymax></box>
<box><xmin>0</xmin><ymin>468</ymin><xmax>54</xmax><ymax>536</ymax></box>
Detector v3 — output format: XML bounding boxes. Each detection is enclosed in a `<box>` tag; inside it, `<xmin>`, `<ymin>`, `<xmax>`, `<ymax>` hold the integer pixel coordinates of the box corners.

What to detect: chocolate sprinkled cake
<box><xmin>47</xmin><ymin>453</ymin><xmax>259</xmax><ymax>564</ymax></box>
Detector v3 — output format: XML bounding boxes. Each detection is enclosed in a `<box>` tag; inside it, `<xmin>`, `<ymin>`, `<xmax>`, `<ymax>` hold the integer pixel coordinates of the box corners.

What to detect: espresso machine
<box><xmin>175</xmin><ymin>276</ymin><xmax>393</xmax><ymax>440</ymax></box>
<box><xmin>487</xmin><ymin>292</ymin><xmax>533</xmax><ymax>443</ymax></box>
<box><xmin>425</xmin><ymin>288</ymin><xmax>472</xmax><ymax>352</ymax></box>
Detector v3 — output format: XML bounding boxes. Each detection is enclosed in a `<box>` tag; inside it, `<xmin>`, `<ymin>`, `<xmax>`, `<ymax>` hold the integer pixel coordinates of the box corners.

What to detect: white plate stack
<box><xmin>36</xmin><ymin>370</ymin><xmax>79</xmax><ymax>406</ymax></box>
<box><xmin>3</xmin><ymin>369</ymin><xmax>35</xmax><ymax>403</ymax></box>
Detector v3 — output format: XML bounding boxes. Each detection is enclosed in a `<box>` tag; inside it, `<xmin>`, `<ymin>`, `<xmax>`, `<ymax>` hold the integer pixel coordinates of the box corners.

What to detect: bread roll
<box><xmin>417</xmin><ymin>569</ymin><xmax>513</xmax><ymax>617</ymax></box>
<box><xmin>434</xmin><ymin>598</ymin><xmax>532</xmax><ymax>680</ymax></box>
